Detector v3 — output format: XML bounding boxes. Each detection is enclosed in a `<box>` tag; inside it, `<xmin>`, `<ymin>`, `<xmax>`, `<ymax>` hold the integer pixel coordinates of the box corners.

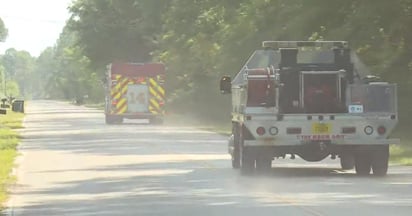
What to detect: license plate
<box><xmin>312</xmin><ymin>123</ymin><xmax>331</xmax><ymax>134</ymax></box>
<box><xmin>263</xmin><ymin>138</ymin><xmax>275</xmax><ymax>144</ymax></box>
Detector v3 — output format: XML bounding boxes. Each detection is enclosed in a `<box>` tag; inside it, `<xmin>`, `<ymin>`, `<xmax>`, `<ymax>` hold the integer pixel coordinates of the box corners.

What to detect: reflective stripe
<box><xmin>110</xmin><ymin>75</ymin><xmax>165</xmax><ymax>115</ymax></box>
<box><xmin>116</xmin><ymin>98</ymin><xmax>127</xmax><ymax>114</ymax></box>
<box><xmin>148</xmin><ymin>78</ymin><xmax>165</xmax><ymax>114</ymax></box>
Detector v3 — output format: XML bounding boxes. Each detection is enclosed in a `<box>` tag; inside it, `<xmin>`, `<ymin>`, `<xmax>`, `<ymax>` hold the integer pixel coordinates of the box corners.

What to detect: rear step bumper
<box><xmin>106</xmin><ymin>113</ymin><xmax>162</xmax><ymax>119</ymax></box>
<box><xmin>243</xmin><ymin>138</ymin><xmax>400</xmax><ymax>147</ymax></box>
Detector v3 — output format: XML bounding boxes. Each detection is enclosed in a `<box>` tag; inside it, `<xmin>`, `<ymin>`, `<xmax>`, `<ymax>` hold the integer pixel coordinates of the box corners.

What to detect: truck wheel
<box><xmin>371</xmin><ymin>145</ymin><xmax>389</xmax><ymax>176</ymax></box>
<box><xmin>238</xmin><ymin>124</ymin><xmax>255</xmax><ymax>175</ymax></box>
<box><xmin>355</xmin><ymin>149</ymin><xmax>372</xmax><ymax>175</ymax></box>
<box><xmin>256</xmin><ymin>157</ymin><xmax>271</xmax><ymax>173</ymax></box>
<box><xmin>340</xmin><ymin>155</ymin><xmax>355</xmax><ymax>170</ymax></box>
<box><xmin>231</xmin><ymin>124</ymin><xmax>241</xmax><ymax>169</ymax></box>
<box><xmin>105</xmin><ymin>115</ymin><xmax>115</xmax><ymax>124</ymax></box>
<box><xmin>232</xmin><ymin>150</ymin><xmax>240</xmax><ymax>169</ymax></box>
<box><xmin>150</xmin><ymin>118</ymin><xmax>163</xmax><ymax>125</ymax></box>
<box><xmin>240</xmin><ymin>148</ymin><xmax>254</xmax><ymax>175</ymax></box>
<box><xmin>232</xmin><ymin>126</ymin><xmax>241</xmax><ymax>169</ymax></box>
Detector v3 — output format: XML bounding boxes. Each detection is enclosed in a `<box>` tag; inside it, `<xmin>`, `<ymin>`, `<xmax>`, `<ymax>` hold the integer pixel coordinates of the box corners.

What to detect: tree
<box><xmin>0</xmin><ymin>65</ymin><xmax>5</xmax><ymax>97</ymax></box>
<box><xmin>32</xmin><ymin>47</ymin><xmax>56</xmax><ymax>98</ymax></box>
<box><xmin>67</xmin><ymin>0</ymin><xmax>169</xmax><ymax>67</ymax></box>
<box><xmin>0</xmin><ymin>17</ymin><xmax>7</xmax><ymax>42</ymax></box>
<box><xmin>38</xmin><ymin>26</ymin><xmax>104</xmax><ymax>102</ymax></box>
<box><xmin>0</xmin><ymin>48</ymin><xmax>35</xmax><ymax>97</ymax></box>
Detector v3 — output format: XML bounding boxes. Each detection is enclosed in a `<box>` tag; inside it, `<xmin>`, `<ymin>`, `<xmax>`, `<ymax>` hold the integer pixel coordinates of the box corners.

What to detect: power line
<box><xmin>1</xmin><ymin>15</ymin><xmax>67</xmax><ymax>24</ymax></box>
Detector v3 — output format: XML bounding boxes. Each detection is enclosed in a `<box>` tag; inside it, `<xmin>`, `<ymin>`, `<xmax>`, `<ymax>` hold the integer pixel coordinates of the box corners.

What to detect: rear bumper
<box><xmin>106</xmin><ymin>113</ymin><xmax>163</xmax><ymax>119</ymax></box>
<box><xmin>243</xmin><ymin>138</ymin><xmax>400</xmax><ymax>147</ymax></box>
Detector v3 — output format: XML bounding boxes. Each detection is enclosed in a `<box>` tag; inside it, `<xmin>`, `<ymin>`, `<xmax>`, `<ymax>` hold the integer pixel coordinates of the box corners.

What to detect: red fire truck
<box><xmin>104</xmin><ymin>62</ymin><xmax>166</xmax><ymax>124</ymax></box>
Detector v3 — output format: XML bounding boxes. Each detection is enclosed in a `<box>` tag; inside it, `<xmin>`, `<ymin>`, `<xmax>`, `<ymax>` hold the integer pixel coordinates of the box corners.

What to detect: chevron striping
<box><xmin>118</xmin><ymin>104</ymin><xmax>127</xmax><ymax>114</ymax></box>
<box><xmin>149</xmin><ymin>78</ymin><xmax>165</xmax><ymax>101</ymax></box>
<box><xmin>120</xmin><ymin>78</ymin><xmax>130</xmax><ymax>95</ymax></box>
<box><xmin>150</xmin><ymin>98</ymin><xmax>160</xmax><ymax>109</ymax></box>
<box><xmin>116</xmin><ymin>98</ymin><xmax>127</xmax><ymax>114</ymax></box>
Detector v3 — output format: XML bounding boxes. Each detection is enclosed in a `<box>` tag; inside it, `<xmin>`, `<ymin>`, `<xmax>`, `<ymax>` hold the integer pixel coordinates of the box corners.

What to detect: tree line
<box><xmin>1</xmin><ymin>0</ymin><xmax>412</xmax><ymax>129</ymax></box>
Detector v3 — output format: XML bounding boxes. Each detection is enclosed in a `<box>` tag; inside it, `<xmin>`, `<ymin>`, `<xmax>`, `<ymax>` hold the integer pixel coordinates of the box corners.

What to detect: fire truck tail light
<box><xmin>256</xmin><ymin>127</ymin><xmax>266</xmax><ymax>136</ymax></box>
<box><xmin>287</xmin><ymin>127</ymin><xmax>302</xmax><ymax>134</ymax></box>
<box><xmin>342</xmin><ymin>127</ymin><xmax>356</xmax><ymax>134</ymax></box>
<box><xmin>364</xmin><ymin>126</ymin><xmax>373</xmax><ymax>135</ymax></box>
<box><xmin>269</xmin><ymin>127</ymin><xmax>279</xmax><ymax>135</ymax></box>
<box><xmin>377</xmin><ymin>126</ymin><xmax>386</xmax><ymax>135</ymax></box>
<box><xmin>111</xmin><ymin>100</ymin><xmax>118</xmax><ymax>105</ymax></box>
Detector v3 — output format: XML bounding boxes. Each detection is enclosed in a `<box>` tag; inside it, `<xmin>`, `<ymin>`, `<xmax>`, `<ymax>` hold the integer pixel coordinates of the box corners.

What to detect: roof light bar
<box><xmin>262</xmin><ymin>41</ymin><xmax>349</xmax><ymax>49</ymax></box>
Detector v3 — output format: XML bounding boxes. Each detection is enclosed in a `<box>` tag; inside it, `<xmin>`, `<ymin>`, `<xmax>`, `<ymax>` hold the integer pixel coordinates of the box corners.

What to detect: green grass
<box><xmin>0</xmin><ymin>150</ymin><xmax>18</xmax><ymax>204</ymax></box>
<box><xmin>390</xmin><ymin>144</ymin><xmax>412</xmax><ymax>165</ymax></box>
<box><xmin>0</xmin><ymin>111</ymin><xmax>24</xmax><ymax>209</ymax></box>
<box><xmin>388</xmin><ymin>129</ymin><xmax>412</xmax><ymax>165</ymax></box>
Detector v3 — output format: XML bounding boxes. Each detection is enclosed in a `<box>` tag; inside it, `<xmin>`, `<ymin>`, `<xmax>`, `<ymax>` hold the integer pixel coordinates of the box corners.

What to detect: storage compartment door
<box><xmin>127</xmin><ymin>84</ymin><xmax>149</xmax><ymax>113</ymax></box>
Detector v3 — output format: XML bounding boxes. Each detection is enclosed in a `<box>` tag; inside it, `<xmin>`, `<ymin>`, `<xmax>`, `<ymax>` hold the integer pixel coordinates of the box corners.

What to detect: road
<box><xmin>3</xmin><ymin>100</ymin><xmax>412</xmax><ymax>216</ymax></box>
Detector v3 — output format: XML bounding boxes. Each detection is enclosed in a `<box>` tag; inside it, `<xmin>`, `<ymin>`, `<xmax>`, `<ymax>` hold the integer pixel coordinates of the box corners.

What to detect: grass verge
<box><xmin>0</xmin><ymin>111</ymin><xmax>24</xmax><ymax>210</ymax></box>
<box><xmin>390</xmin><ymin>145</ymin><xmax>412</xmax><ymax>165</ymax></box>
<box><xmin>387</xmin><ymin>129</ymin><xmax>412</xmax><ymax>165</ymax></box>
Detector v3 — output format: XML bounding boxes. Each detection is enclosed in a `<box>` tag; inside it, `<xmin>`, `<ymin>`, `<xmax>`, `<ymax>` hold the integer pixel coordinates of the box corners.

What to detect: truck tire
<box><xmin>371</xmin><ymin>145</ymin><xmax>389</xmax><ymax>176</ymax></box>
<box><xmin>240</xmin><ymin>147</ymin><xmax>254</xmax><ymax>175</ymax></box>
<box><xmin>355</xmin><ymin>157</ymin><xmax>372</xmax><ymax>175</ymax></box>
<box><xmin>231</xmin><ymin>125</ymin><xmax>241</xmax><ymax>169</ymax></box>
<box><xmin>105</xmin><ymin>115</ymin><xmax>115</xmax><ymax>124</ymax></box>
<box><xmin>232</xmin><ymin>153</ymin><xmax>240</xmax><ymax>169</ymax></box>
<box><xmin>150</xmin><ymin>118</ymin><xmax>163</xmax><ymax>125</ymax></box>
<box><xmin>238</xmin><ymin>124</ymin><xmax>255</xmax><ymax>174</ymax></box>
<box><xmin>106</xmin><ymin>115</ymin><xmax>123</xmax><ymax>124</ymax></box>
<box><xmin>355</xmin><ymin>148</ymin><xmax>372</xmax><ymax>175</ymax></box>
<box><xmin>256</xmin><ymin>157</ymin><xmax>271</xmax><ymax>173</ymax></box>
<box><xmin>340</xmin><ymin>155</ymin><xmax>355</xmax><ymax>170</ymax></box>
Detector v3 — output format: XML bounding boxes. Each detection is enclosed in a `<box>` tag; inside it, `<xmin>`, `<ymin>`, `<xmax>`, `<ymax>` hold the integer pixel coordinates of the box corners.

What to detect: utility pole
<box><xmin>4</xmin><ymin>73</ymin><xmax>6</xmax><ymax>97</ymax></box>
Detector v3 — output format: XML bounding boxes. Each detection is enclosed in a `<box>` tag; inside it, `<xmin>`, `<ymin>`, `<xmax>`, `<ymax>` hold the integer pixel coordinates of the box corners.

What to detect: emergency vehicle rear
<box><xmin>105</xmin><ymin>62</ymin><xmax>165</xmax><ymax>124</ymax></box>
<box><xmin>220</xmin><ymin>41</ymin><xmax>399</xmax><ymax>176</ymax></box>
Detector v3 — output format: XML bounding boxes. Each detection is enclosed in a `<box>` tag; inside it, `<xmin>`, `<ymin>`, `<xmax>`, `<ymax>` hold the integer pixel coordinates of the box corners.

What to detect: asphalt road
<box><xmin>4</xmin><ymin>100</ymin><xmax>412</xmax><ymax>216</ymax></box>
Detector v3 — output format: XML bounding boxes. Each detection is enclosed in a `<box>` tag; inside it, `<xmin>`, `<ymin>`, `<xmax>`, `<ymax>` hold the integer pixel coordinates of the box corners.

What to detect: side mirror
<box><xmin>220</xmin><ymin>76</ymin><xmax>232</xmax><ymax>94</ymax></box>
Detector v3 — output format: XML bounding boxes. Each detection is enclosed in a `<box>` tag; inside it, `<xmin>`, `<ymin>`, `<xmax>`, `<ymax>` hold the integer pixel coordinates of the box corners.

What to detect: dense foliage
<box><xmin>2</xmin><ymin>0</ymin><xmax>412</xmax><ymax>128</ymax></box>
<box><xmin>0</xmin><ymin>48</ymin><xmax>34</xmax><ymax>98</ymax></box>
<box><xmin>0</xmin><ymin>18</ymin><xmax>7</xmax><ymax>42</ymax></box>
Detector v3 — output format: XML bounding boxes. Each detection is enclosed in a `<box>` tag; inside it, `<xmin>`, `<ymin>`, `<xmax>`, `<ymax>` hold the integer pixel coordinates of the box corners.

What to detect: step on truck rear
<box><xmin>105</xmin><ymin>62</ymin><xmax>166</xmax><ymax>124</ymax></box>
<box><xmin>220</xmin><ymin>41</ymin><xmax>399</xmax><ymax>176</ymax></box>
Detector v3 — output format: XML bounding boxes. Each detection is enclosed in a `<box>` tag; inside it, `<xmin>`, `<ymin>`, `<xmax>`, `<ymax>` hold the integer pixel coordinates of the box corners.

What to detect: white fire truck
<box><xmin>220</xmin><ymin>41</ymin><xmax>399</xmax><ymax>176</ymax></box>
